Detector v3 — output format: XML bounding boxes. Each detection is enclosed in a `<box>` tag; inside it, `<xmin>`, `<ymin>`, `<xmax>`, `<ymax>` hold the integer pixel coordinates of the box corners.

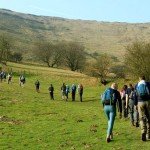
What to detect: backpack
<box><xmin>20</xmin><ymin>76</ymin><xmax>25</xmax><ymax>82</ymax></box>
<box><xmin>66</xmin><ymin>85</ymin><xmax>70</xmax><ymax>93</ymax></box>
<box><xmin>49</xmin><ymin>86</ymin><xmax>54</xmax><ymax>92</ymax></box>
<box><xmin>129</xmin><ymin>91</ymin><xmax>135</xmax><ymax>100</ymax></box>
<box><xmin>101</xmin><ymin>88</ymin><xmax>115</xmax><ymax>104</ymax></box>
<box><xmin>137</xmin><ymin>83</ymin><xmax>149</xmax><ymax>97</ymax></box>
<box><xmin>72</xmin><ymin>85</ymin><xmax>76</xmax><ymax>92</ymax></box>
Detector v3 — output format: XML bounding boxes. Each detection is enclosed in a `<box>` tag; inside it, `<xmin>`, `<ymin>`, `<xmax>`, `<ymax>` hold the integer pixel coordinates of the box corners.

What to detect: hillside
<box><xmin>1</xmin><ymin>62</ymin><xmax>150</xmax><ymax>149</ymax></box>
<box><xmin>0</xmin><ymin>9</ymin><xmax>150</xmax><ymax>59</ymax></box>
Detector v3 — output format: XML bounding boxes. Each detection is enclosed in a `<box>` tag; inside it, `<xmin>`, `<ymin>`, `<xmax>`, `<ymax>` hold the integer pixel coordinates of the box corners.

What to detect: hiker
<box><xmin>65</xmin><ymin>85</ymin><xmax>70</xmax><ymax>101</ymax></box>
<box><xmin>71</xmin><ymin>84</ymin><xmax>76</xmax><ymax>101</ymax></box>
<box><xmin>61</xmin><ymin>83</ymin><xmax>66</xmax><ymax>100</ymax></box>
<box><xmin>78</xmin><ymin>84</ymin><xmax>83</xmax><ymax>102</ymax></box>
<box><xmin>135</xmin><ymin>75</ymin><xmax>150</xmax><ymax>141</ymax></box>
<box><xmin>7</xmin><ymin>73</ymin><xmax>12</xmax><ymax>84</ymax></box>
<box><xmin>0</xmin><ymin>71</ymin><xmax>4</xmax><ymax>82</ymax></box>
<box><xmin>101</xmin><ymin>83</ymin><xmax>122</xmax><ymax>143</ymax></box>
<box><xmin>19</xmin><ymin>75</ymin><xmax>26</xmax><ymax>87</ymax></box>
<box><xmin>48</xmin><ymin>84</ymin><xmax>54</xmax><ymax>100</ymax></box>
<box><xmin>126</xmin><ymin>84</ymin><xmax>139</xmax><ymax>127</ymax></box>
<box><xmin>35</xmin><ymin>80</ymin><xmax>40</xmax><ymax>92</ymax></box>
<box><xmin>3</xmin><ymin>72</ymin><xmax>6</xmax><ymax>82</ymax></box>
<box><xmin>120</xmin><ymin>85</ymin><xmax>128</xmax><ymax>118</ymax></box>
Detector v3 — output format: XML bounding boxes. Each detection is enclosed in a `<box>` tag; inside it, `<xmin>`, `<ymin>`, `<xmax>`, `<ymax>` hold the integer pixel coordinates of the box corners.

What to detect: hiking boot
<box><xmin>141</xmin><ymin>133</ymin><xmax>146</xmax><ymax>141</ymax></box>
<box><xmin>136</xmin><ymin>122</ymin><xmax>139</xmax><ymax>127</ymax></box>
<box><xmin>106</xmin><ymin>137</ymin><xmax>111</xmax><ymax>143</ymax></box>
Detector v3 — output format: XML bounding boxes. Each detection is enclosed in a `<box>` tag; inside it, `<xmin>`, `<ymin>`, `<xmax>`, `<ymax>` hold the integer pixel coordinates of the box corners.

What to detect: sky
<box><xmin>0</xmin><ymin>0</ymin><xmax>150</xmax><ymax>23</ymax></box>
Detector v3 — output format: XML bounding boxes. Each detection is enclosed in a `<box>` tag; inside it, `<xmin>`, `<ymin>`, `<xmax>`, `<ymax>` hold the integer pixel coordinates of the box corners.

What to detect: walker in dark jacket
<box><xmin>48</xmin><ymin>84</ymin><xmax>54</xmax><ymax>100</ymax></box>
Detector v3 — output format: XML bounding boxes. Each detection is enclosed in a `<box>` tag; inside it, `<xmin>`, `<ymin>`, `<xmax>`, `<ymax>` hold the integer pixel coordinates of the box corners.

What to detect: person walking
<box><xmin>7</xmin><ymin>73</ymin><xmax>12</xmax><ymax>84</ymax></box>
<box><xmin>0</xmin><ymin>71</ymin><xmax>4</xmax><ymax>82</ymax></box>
<box><xmin>48</xmin><ymin>84</ymin><xmax>54</xmax><ymax>100</ymax></box>
<box><xmin>78</xmin><ymin>84</ymin><xmax>83</xmax><ymax>102</ymax></box>
<box><xmin>35</xmin><ymin>80</ymin><xmax>40</xmax><ymax>92</ymax></box>
<box><xmin>3</xmin><ymin>72</ymin><xmax>6</xmax><ymax>82</ymax></box>
<box><xmin>135</xmin><ymin>75</ymin><xmax>150</xmax><ymax>141</ymax></box>
<box><xmin>126</xmin><ymin>84</ymin><xmax>139</xmax><ymax>127</ymax></box>
<box><xmin>101</xmin><ymin>83</ymin><xmax>122</xmax><ymax>143</ymax></box>
<box><xmin>120</xmin><ymin>85</ymin><xmax>128</xmax><ymax>118</ymax></box>
<box><xmin>19</xmin><ymin>75</ymin><xmax>26</xmax><ymax>87</ymax></box>
<box><xmin>65</xmin><ymin>85</ymin><xmax>70</xmax><ymax>101</ymax></box>
<box><xmin>71</xmin><ymin>84</ymin><xmax>76</xmax><ymax>101</ymax></box>
<box><xmin>61</xmin><ymin>83</ymin><xmax>66</xmax><ymax>100</ymax></box>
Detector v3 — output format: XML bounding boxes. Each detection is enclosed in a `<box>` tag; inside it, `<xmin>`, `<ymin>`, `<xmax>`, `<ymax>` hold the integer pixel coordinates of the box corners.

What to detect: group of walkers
<box><xmin>60</xmin><ymin>83</ymin><xmax>83</xmax><ymax>102</ymax></box>
<box><xmin>0</xmin><ymin>71</ymin><xmax>26</xmax><ymax>86</ymax></box>
<box><xmin>101</xmin><ymin>75</ymin><xmax>150</xmax><ymax>143</ymax></box>
<box><xmin>0</xmin><ymin>71</ymin><xmax>12</xmax><ymax>84</ymax></box>
<box><xmin>47</xmin><ymin>82</ymin><xmax>84</xmax><ymax>101</ymax></box>
<box><xmin>0</xmin><ymin>71</ymin><xmax>84</xmax><ymax>102</ymax></box>
<box><xmin>34</xmin><ymin>80</ymin><xmax>84</xmax><ymax>101</ymax></box>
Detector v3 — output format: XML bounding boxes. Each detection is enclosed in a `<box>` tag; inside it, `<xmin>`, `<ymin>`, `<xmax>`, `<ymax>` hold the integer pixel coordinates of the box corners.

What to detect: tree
<box><xmin>35</xmin><ymin>41</ymin><xmax>64</xmax><ymax>68</ymax></box>
<box><xmin>89</xmin><ymin>54</ymin><xmax>112</xmax><ymax>80</ymax></box>
<box><xmin>0</xmin><ymin>34</ymin><xmax>12</xmax><ymax>64</ymax></box>
<box><xmin>50</xmin><ymin>42</ymin><xmax>64</xmax><ymax>67</ymax></box>
<box><xmin>125</xmin><ymin>42</ymin><xmax>150</xmax><ymax>80</ymax></box>
<box><xmin>63</xmin><ymin>41</ymin><xmax>86</xmax><ymax>71</ymax></box>
<box><xmin>110</xmin><ymin>64</ymin><xmax>126</xmax><ymax>78</ymax></box>
<box><xmin>10</xmin><ymin>52</ymin><xmax>23</xmax><ymax>62</ymax></box>
<box><xmin>35</xmin><ymin>41</ymin><xmax>61</xmax><ymax>67</ymax></box>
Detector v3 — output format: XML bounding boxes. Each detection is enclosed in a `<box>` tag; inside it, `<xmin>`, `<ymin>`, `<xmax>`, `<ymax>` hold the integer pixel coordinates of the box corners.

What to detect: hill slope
<box><xmin>0</xmin><ymin>9</ymin><xmax>150</xmax><ymax>58</ymax></box>
<box><xmin>0</xmin><ymin>62</ymin><xmax>150</xmax><ymax>149</ymax></box>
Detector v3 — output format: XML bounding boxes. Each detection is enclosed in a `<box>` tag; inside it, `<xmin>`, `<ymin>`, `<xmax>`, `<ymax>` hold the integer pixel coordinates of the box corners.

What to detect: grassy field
<box><xmin>0</xmin><ymin>63</ymin><xmax>150</xmax><ymax>150</ymax></box>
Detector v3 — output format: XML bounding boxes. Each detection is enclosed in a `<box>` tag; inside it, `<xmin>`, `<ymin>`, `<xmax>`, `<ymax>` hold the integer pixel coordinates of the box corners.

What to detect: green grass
<box><xmin>0</xmin><ymin>63</ymin><xmax>150</xmax><ymax>150</ymax></box>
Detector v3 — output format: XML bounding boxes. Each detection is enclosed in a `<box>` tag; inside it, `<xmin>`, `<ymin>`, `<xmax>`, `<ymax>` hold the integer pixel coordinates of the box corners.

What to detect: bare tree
<box><xmin>35</xmin><ymin>41</ymin><xmax>59</xmax><ymax>67</ymax></box>
<box><xmin>63</xmin><ymin>41</ymin><xmax>86</xmax><ymax>71</ymax></box>
<box><xmin>10</xmin><ymin>52</ymin><xmax>23</xmax><ymax>62</ymax></box>
<box><xmin>50</xmin><ymin>42</ymin><xmax>64</xmax><ymax>67</ymax></box>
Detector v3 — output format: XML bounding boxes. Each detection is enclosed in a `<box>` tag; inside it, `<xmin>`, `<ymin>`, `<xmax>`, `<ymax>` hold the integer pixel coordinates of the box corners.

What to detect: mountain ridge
<box><xmin>0</xmin><ymin>9</ymin><xmax>150</xmax><ymax>59</ymax></box>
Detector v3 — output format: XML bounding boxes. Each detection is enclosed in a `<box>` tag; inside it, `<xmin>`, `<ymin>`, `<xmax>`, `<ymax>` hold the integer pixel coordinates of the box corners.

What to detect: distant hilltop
<box><xmin>0</xmin><ymin>8</ymin><xmax>150</xmax><ymax>58</ymax></box>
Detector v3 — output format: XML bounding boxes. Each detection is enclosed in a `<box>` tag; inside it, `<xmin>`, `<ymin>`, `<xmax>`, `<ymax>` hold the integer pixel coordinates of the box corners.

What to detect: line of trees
<box><xmin>1</xmin><ymin>33</ymin><xmax>150</xmax><ymax>80</ymax></box>
<box><xmin>34</xmin><ymin>41</ymin><xmax>86</xmax><ymax>71</ymax></box>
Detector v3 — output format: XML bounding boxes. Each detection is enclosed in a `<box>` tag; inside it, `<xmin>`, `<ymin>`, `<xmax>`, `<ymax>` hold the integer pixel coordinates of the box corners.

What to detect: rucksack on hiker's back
<box><xmin>137</xmin><ymin>83</ymin><xmax>149</xmax><ymax>97</ymax></box>
<box><xmin>101</xmin><ymin>88</ymin><xmax>115</xmax><ymax>104</ymax></box>
<box><xmin>129</xmin><ymin>91</ymin><xmax>135</xmax><ymax>100</ymax></box>
<box><xmin>20</xmin><ymin>76</ymin><xmax>24</xmax><ymax>80</ymax></box>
